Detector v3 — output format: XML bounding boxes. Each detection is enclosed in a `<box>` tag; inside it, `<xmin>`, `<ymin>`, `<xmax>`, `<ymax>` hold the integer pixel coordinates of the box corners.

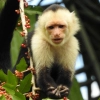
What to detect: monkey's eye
<box><xmin>58</xmin><ymin>25</ymin><xmax>65</xmax><ymax>28</ymax></box>
<box><xmin>48</xmin><ymin>26</ymin><xmax>54</xmax><ymax>29</ymax></box>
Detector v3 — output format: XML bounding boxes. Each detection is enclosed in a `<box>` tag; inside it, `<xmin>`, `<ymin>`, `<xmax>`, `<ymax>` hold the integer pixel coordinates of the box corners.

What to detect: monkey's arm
<box><xmin>0</xmin><ymin>0</ymin><xmax>19</xmax><ymax>73</ymax></box>
<box><xmin>57</xmin><ymin>68</ymin><xmax>72</xmax><ymax>87</ymax></box>
<box><xmin>36</xmin><ymin>67</ymin><xmax>59</xmax><ymax>98</ymax></box>
<box><xmin>56</xmin><ymin>67</ymin><xmax>72</xmax><ymax>98</ymax></box>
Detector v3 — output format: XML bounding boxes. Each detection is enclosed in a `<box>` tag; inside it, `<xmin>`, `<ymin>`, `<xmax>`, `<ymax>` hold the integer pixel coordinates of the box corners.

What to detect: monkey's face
<box><xmin>45</xmin><ymin>20</ymin><xmax>67</xmax><ymax>45</ymax></box>
<box><xmin>37</xmin><ymin>9</ymin><xmax>80</xmax><ymax>46</ymax></box>
<box><xmin>45</xmin><ymin>18</ymin><xmax>67</xmax><ymax>45</ymax></box>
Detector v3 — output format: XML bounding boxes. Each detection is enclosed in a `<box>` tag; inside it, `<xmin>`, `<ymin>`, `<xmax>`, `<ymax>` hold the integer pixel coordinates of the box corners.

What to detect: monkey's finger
<box><xmin>47</xmin><ymin>88</ymin><xmax>59</xmax><ymax>98</ymax></box>
<box><xmin>55</xmin><ymin>90</ymin><xmax>61</xmax><ymax>97</ymax></box>
<box><xmin>60</xmin><ymin>87</ymin><xmax>69</xmax><ymax>94</ymax></box>
<box><xmin>62</xmin><ymin>86</ymin><xmax>69</xmax><ymax>90</ymax></box>
<box><xmin>57</xmin><ymin>85</ymin><xmax>63</xmax><ymax>90</ymax></box>
<box><xmin>47</xmin><ymin>86</ymin><xmax>55</xmax><ymax>91</ymax></box>
<box><xmin>52</xmin><ymin>88</ymin><xmax>58</xmax><ymax>94</ymax></box>
<box><xmin>60</xmin><ymin>91</ymin><xmax>69</xmax><ymax>97</ymax></box>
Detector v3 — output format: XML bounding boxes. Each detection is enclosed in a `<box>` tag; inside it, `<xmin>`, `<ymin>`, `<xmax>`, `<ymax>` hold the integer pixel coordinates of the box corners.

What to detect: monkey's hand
<box><xmin>57</xmin><ymin>85</ymin><xmax>69</xmax><ymax>98</ymax></box>
<box><xmin>47</xmin><ymin>86</ymin><xmax>61</xmax><ymax>99</ymax></box>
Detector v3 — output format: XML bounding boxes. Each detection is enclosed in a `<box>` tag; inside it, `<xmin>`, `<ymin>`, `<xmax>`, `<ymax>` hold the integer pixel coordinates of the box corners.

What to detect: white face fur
<box><xmin>36</xmin><ymin>9</ymin><xmax>80</xmax><ymax>46</ymax></box>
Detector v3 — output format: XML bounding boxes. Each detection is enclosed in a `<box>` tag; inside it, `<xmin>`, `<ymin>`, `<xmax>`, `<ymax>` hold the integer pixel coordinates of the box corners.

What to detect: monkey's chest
<box><xmin>50</xmin><ymin>63</ymin><xmax>60</xmax><ymax>81</ymax></box>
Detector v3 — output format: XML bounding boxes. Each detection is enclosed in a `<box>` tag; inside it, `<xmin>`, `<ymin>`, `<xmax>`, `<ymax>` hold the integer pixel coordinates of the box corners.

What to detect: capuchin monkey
<box><xmin>27</xmin><ymin>4</ymin><xmax>80</xmax><ymax>99</ymax></box>
<box><xmin>0</xmin><ymin>0</ymin><xmax>19</xmax><ymax>73</ymax></box>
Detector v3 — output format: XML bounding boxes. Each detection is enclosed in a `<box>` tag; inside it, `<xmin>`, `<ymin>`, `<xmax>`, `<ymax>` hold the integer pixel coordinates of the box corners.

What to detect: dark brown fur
<box><xmin>43</xmin><ymin>4</ymin><xmax>66</xmax><ymax>13</ymax></box>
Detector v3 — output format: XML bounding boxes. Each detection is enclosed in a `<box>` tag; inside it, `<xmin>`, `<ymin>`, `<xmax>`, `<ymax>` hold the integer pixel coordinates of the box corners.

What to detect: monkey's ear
<box><xmin>37</xmin><ymin>15</ymin><xmax>46</xmax><ymax>30</ymax></box>
<box><xmin>69</xmin><ymin>11</ymin><xmax>80</xmax><ymax>35</ymax></box>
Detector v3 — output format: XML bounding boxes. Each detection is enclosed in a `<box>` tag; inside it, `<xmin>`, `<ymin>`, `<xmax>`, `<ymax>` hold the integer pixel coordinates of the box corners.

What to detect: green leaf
<box><xmin>3</xmin><ymin>84</ymin><xmax>26</xmax><ymax>100</ymax></box>
<box><xmin>98</xmin><ymin>98</ymin><xmax>100</xmax><ymax>100</ymax></box>
<box><xmin>18</xmin><ymin>73</ymin><xmax>32</xmax><ymax>93</ymax></box>
<box><xmin>3</xmin><ymin>83</ymin><xmax>15</xmax><ymax>95</ymax></box>
<box><xmin>16</xmin><ymin>57</ymin><xmax>27</xmax><ymax>71</ymax></box>
<box><xmin>0</xmin><ymin>0</ymin><xmax>6</xmax><ymax>11</ymax></box>
<box><xmin>7</xmin><ymin>70</ymin><xmax>18</xmax><ymax>86</ymax></box>
<box><xmin>12</xmin><ymin>91</ymin><xmax>26</xmax><ymax>100</ymax></box>
<box><xmin>0</xmin><ymin>70</ymin><xmax>7</xmax><ymax>82</ymax></box>
<box><xmin>25</xmin><ymin>6</ymin><xmax>42</xmax><ymax>15</ymax></box>
<box><xmin>69</xmin><ymin>78</ymin><xmax>83</xmax><ymax>100</ymax></box>
<box><xmin>11</xmin><ymin>28</ymin><xmax>24</xmax><ymax>67</ymax></box>
<box><xmin>0</xmin><ymin>95</ymin><xmax>6</xmax><ymax>100</ymax></box>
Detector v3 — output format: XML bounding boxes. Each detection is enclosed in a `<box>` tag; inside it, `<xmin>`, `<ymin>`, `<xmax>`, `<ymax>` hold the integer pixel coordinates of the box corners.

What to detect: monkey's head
<box><xmin>36</xmin><ymin>4</ymin><xmax>80</xmax><ymax>46</ymax></box>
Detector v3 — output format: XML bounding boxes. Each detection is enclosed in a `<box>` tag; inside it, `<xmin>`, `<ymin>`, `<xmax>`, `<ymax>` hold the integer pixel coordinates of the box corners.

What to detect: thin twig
<box><xmin>19</xmin><ymin>0</ymin><xmax>28</xmax><ymax>38</ymax></box>
<box><xmin>19</xmin><ymin>0</ymin><xmax>39</xmax><ymax>99</ymax></box>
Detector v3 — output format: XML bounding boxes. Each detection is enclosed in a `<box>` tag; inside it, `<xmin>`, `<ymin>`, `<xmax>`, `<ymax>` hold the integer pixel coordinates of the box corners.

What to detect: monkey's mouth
<box><xmin>52</xmin><ymin>38</ymin><xmax>63</xmax><ymax>44</ymax></box>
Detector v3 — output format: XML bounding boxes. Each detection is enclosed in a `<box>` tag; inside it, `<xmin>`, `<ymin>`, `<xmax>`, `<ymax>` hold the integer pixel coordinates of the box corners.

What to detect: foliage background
<box><xmin>0</xmin><ymin>1</ymin><xmax>83</xmax><ymax>100</ymax></box>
